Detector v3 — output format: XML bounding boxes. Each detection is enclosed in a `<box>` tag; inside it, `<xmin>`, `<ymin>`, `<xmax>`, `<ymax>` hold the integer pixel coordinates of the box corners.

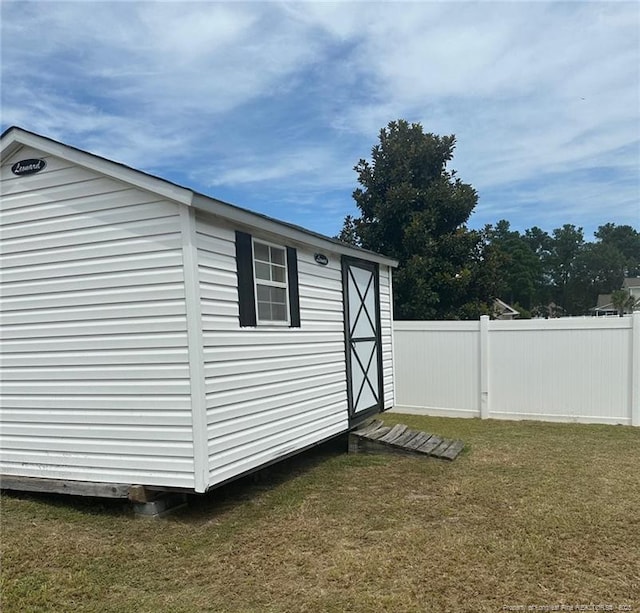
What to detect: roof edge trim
<box><xmin>191</xmin><ymin>194</ymin><xmax>398</xmax><ymax>267</ymax></box>
<box><xmin>1</xmin><ymin>127</ymin><xmax>194</xmax><ymax>206</ymax></box>
<box><xmin>1</xmin><ymin>126</ymin><xmax>398</xmax><ymax>267</ymax></box>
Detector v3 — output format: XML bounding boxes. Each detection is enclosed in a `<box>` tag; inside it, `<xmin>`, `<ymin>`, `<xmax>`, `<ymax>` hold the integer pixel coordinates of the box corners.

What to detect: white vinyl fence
<box><xmin>393</xmin><ymin>313</ymin><xmax>640</xmax><ymax>426</ymax></box>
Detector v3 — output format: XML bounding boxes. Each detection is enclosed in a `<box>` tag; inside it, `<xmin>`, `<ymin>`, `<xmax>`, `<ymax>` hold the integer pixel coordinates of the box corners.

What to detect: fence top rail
<box><xmin>394</xmin><ymin>321</ymin><xmax>479</xmax><ymax>331</ymax></box>
<box><xmin>394</xmin><ymin>317</ymin><xmax>633</xmax><ymax>332</ymax></box>
<box><xmin>489</xmin><ymin>318</ymin><xmax>632</xmax><ymax>331</ymax></box>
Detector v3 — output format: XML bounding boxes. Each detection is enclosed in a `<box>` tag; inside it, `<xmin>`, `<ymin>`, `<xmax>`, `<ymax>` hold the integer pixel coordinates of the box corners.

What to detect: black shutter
<box><xmin>286</xmin><ymin>246</ymin><xmax>300</xmax><ymax>328</ymax></box>
<box><xmin>235</xmin><ymin>231</ymin><xmax>256</xmax><ymax>327</ymax></box>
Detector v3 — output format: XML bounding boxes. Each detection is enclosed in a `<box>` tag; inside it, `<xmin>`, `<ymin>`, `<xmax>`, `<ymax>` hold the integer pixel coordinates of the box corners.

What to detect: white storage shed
<box><xmin>0</xmin><ymin>127</ymin><xmax>397</xmax><ymax>497</ymax></box>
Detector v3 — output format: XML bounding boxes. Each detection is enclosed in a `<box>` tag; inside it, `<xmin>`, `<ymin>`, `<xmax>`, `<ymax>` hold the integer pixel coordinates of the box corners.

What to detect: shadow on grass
<box><xmin>0</xmin><ymin>488</ymin><xmax>130</xmax><ymax>518</ymax></box>
<box><xmin>181</xmin><ymin>433</ymin><xmax>352</xmax><ymax>523</ymax></box>
<box><xmin>1</xmin><ymin>434</ymin><xmax>353</xmax><ymax>522</ymax></box>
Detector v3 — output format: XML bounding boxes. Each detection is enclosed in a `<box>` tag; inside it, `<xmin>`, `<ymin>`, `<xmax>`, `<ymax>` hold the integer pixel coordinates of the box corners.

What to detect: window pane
<box><xmin>254</xmin><ymin>242</ymin><xmax>269</xmax><ymax>262</ymax></box>
<box><xmin>270</xmin><ymin>247</ymin><xmax>285</xmax><ymax>265</ymax></box>
<box><xmin>256</xmin><ymin>284</ymin><xmax>271</xmax><ymax>301</ymax></box>
<box><xmin>271</xmin><ymin>286</ymin><xmax>287</xmax><ymax>305</ymax></box>
<box><xmin>272</xmin><ymin>265</ymin><xmax>286</xmax><ymax>283</ymax></box>
<box><xmin>257</xmin><ymin>301</ymin><xmax>272</xmax><ymax>321</ymax></box>
<box><xmin>272</xmin><ymin>303</ymin><xmax>287</xmax><ymax>321</ymax></box>
<box><xmin>255</xmin><ymin>262</ymin><xmax>270</xmax><ymax>280</ymax></box>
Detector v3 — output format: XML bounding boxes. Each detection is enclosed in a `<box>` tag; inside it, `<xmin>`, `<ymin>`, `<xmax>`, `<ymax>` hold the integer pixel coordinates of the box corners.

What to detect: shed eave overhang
<box><xmin>190</xmin><ymin>193</ymin><xmax>398</xmax><ymax>267</ymax></box>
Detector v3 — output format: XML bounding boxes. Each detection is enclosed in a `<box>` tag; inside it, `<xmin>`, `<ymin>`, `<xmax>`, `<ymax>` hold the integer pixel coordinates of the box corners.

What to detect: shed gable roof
<box><xmin>1</xmin><ymin>126</ymin><xmax>398</xmax><ymax>267</ymax></box>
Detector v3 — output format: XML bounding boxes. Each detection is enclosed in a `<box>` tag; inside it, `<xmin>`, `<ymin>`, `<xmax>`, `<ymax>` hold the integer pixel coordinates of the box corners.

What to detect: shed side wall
<box><xmin>0</xmin><ymin>145</ymin><xmax>195</xmax><ymax>488</ymax></box>
<box><xmin>195</xmin><ymin>212</ymin><xmax>350</xmax><ymax>487</ymax></box>
<box><xmin>380</xmin><ymin>265</ymin><xmax>394</xmax><ymax>409</ymax></box>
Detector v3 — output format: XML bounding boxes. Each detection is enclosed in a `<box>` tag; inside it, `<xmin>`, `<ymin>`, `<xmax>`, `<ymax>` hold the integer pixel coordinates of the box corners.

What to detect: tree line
<box><xmin>339</xmin><ymin>120</ymin><xmax>639</xmax><ymax>320</ymax></box>
<box><xmin>485</xmin><ymin>220</ymin><xmax>638</xmax><ymax>317</ymax></box>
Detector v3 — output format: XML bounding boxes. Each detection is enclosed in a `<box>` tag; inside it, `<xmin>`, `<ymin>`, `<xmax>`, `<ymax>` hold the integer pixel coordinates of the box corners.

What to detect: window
<box><xmin>235</xmin><ymin>230</ymin><xmax>300</xmax><ymax>327</ymax></box>
<box><xmin>253</xmin><ymin>241</ymin><xmax>288</xmax><ymax>323</ymax></box>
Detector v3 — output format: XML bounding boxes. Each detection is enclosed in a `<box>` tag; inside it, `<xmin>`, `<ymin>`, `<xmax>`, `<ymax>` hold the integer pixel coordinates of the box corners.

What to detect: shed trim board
<box><xmin>179</xmin><ymin>205</ymin><xmax>208</xmax><ymax>492</ymax></box>
<box><xmin>0</xmin><ymin>126</ymin><xmax>397</xmax><ymax>497</ymax></box>
<box><xmin>387</xmin><ymin>266</ymin><xmax>396</xmax><ymax>409</ymax></box>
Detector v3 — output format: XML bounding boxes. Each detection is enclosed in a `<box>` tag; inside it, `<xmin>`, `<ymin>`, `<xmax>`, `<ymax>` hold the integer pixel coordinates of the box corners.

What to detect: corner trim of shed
<box><xmin>179</xmin><ymin>205</ymin><xmax>209</xmax><ymax>493</ymax></box>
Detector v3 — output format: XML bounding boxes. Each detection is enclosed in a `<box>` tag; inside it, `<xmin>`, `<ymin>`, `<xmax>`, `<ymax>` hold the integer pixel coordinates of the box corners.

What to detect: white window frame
<box><xmin>252</xmin><ymin>238</ymin><xmax>290</xmax><ymax>325</ymax></box>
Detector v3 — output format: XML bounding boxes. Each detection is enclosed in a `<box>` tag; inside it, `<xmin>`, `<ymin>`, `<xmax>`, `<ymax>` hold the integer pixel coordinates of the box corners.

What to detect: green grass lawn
<box><xmin>1</xmin><ymin>415</ymin><xmax>639</xmax><ymax>612</ymax></box>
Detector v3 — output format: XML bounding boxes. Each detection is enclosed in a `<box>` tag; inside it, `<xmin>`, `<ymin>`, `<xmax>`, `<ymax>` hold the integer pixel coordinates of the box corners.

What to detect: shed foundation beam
<box><xmin>0</xmin><ymin>475</ymin><xmax>131</xmax><ymax>498</ymax></box>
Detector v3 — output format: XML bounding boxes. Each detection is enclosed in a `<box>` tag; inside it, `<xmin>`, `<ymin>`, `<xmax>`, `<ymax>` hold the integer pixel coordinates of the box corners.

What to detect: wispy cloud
<box><xmin>1</xmin><ymin>1</ymin><xmax>638</xmax><ymax>238</ymax></box>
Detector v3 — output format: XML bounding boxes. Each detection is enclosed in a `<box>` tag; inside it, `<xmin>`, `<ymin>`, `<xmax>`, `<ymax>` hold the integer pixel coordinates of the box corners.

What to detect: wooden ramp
<box><xmin>349</xmin><ymin>420</ymin><xmax>464</xmax><ymax>461</ymax></box>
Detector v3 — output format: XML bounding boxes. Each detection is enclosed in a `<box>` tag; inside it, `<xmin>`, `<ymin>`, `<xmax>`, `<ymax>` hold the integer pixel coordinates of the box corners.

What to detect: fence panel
<box><xmin>394</xmin><ymin>321</ymin><xmax>480</xmax><ymax>418</ymax></box>
<box><xmin>393</xmin><ymin>314</ymin><xmax>639</xmax><ymax>426</ymax></box>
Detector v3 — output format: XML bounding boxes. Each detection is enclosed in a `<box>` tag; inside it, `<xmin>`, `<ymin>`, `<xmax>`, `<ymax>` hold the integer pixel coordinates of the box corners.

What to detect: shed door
<box><xmin>342</xmin><ymin>257</ymin><xmax>384</xmax><ymax>423</ymax></box>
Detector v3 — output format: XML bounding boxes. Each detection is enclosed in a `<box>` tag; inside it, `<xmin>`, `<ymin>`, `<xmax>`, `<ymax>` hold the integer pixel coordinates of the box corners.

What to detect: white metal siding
<box><xmin>0</xmin><ymin>146</ymin><xmax>195</xmax><ymax>487</ymax></box>
<box><xmin>195</xmin><ymin>213</ymin><xmax>349</xmax><ymax>488</ymax></box>
<box><xmin>379</xmin><ymin>266</ymin><xmax>394</xmax><ymax>409</ymax></box>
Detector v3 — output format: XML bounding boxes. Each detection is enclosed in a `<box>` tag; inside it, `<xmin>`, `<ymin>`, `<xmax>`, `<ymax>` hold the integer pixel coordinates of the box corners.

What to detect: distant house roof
<box><xmin>591</xmin><ymin>294</ymin><xmax>617</xmax><ymax>315</ymax></box>
<box><xmin>493</xmin><ymin>298</ymin><xmax>519</xmax><ymax>319</ymax></box>
<box><xmin>595</xmin><ymin>294</ymin><xmax>614</xmax><ymax>309</ymax></box>
<box><xmin>623</xmin><ymin>277</ymin><xmax>640</xmax><ymax>289</ymax></box>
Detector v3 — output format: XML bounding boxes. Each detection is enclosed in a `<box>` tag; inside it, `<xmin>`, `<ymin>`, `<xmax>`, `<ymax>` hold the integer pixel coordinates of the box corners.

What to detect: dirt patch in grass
<box><xmin>2</xmin><ymin>418</ymin><xmax>639</xmax><ymax>612</ymax></box>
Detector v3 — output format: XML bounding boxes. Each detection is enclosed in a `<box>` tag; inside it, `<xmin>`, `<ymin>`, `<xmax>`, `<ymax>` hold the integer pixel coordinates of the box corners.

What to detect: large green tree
<box><xmin>571</xmin><ymin>241</ymin><xmax>626</xmax><ymax>313</ymax></box>
<box><xmin>339</xmin><ymin>119</ymin><xmax>501</xmax><ymax>319</ymax></box>
<box><xmin>594</xmin><ymin>223</ymin><xmax>640</xmax><ymax>277</ymax></box>
<box><xmin>546</xmin><ymin>224</ymin><xmax>585</xmax><ymax>314</ymax></box>
<box><xmin>486</xmin><ymin>220</ymin><xmax>545</xmax><ymax>312</ymax></box>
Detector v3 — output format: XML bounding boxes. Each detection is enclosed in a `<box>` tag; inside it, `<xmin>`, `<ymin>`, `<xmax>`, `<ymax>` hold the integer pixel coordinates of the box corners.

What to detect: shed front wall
<box><xmin>195</xmin><ymin>212</ymin><xmax>352</xmax><ymax>487</ymax></box>
<box><xmin>0</xmin><ymin>146</ymin><xmax>196</xmax><ymax>488</ymax></box>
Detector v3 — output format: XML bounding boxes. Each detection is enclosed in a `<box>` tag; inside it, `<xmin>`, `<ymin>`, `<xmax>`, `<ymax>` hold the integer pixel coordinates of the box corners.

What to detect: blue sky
<box><xmin>2</xmin><ymin>1</ymin><xmax>638</xmax><ymax>240</ymax></box>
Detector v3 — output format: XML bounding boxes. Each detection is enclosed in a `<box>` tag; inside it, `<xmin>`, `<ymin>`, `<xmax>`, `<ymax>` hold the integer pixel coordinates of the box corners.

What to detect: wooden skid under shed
<box><xmin>348</xmin><ymin>420</ymin><xmax>464</xmax><ymax>461</ymax></box>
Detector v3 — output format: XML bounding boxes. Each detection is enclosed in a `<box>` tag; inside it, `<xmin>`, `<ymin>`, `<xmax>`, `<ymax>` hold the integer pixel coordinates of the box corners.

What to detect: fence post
<box><xmin>479</xmin><ymin>315</ymin><xmax>490</xmax><ymax>419</ymax></box>
<box><xmin>632</xmin><ymin>312</ymin><xmax>640</xmax><ymax>427</ymax></box>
